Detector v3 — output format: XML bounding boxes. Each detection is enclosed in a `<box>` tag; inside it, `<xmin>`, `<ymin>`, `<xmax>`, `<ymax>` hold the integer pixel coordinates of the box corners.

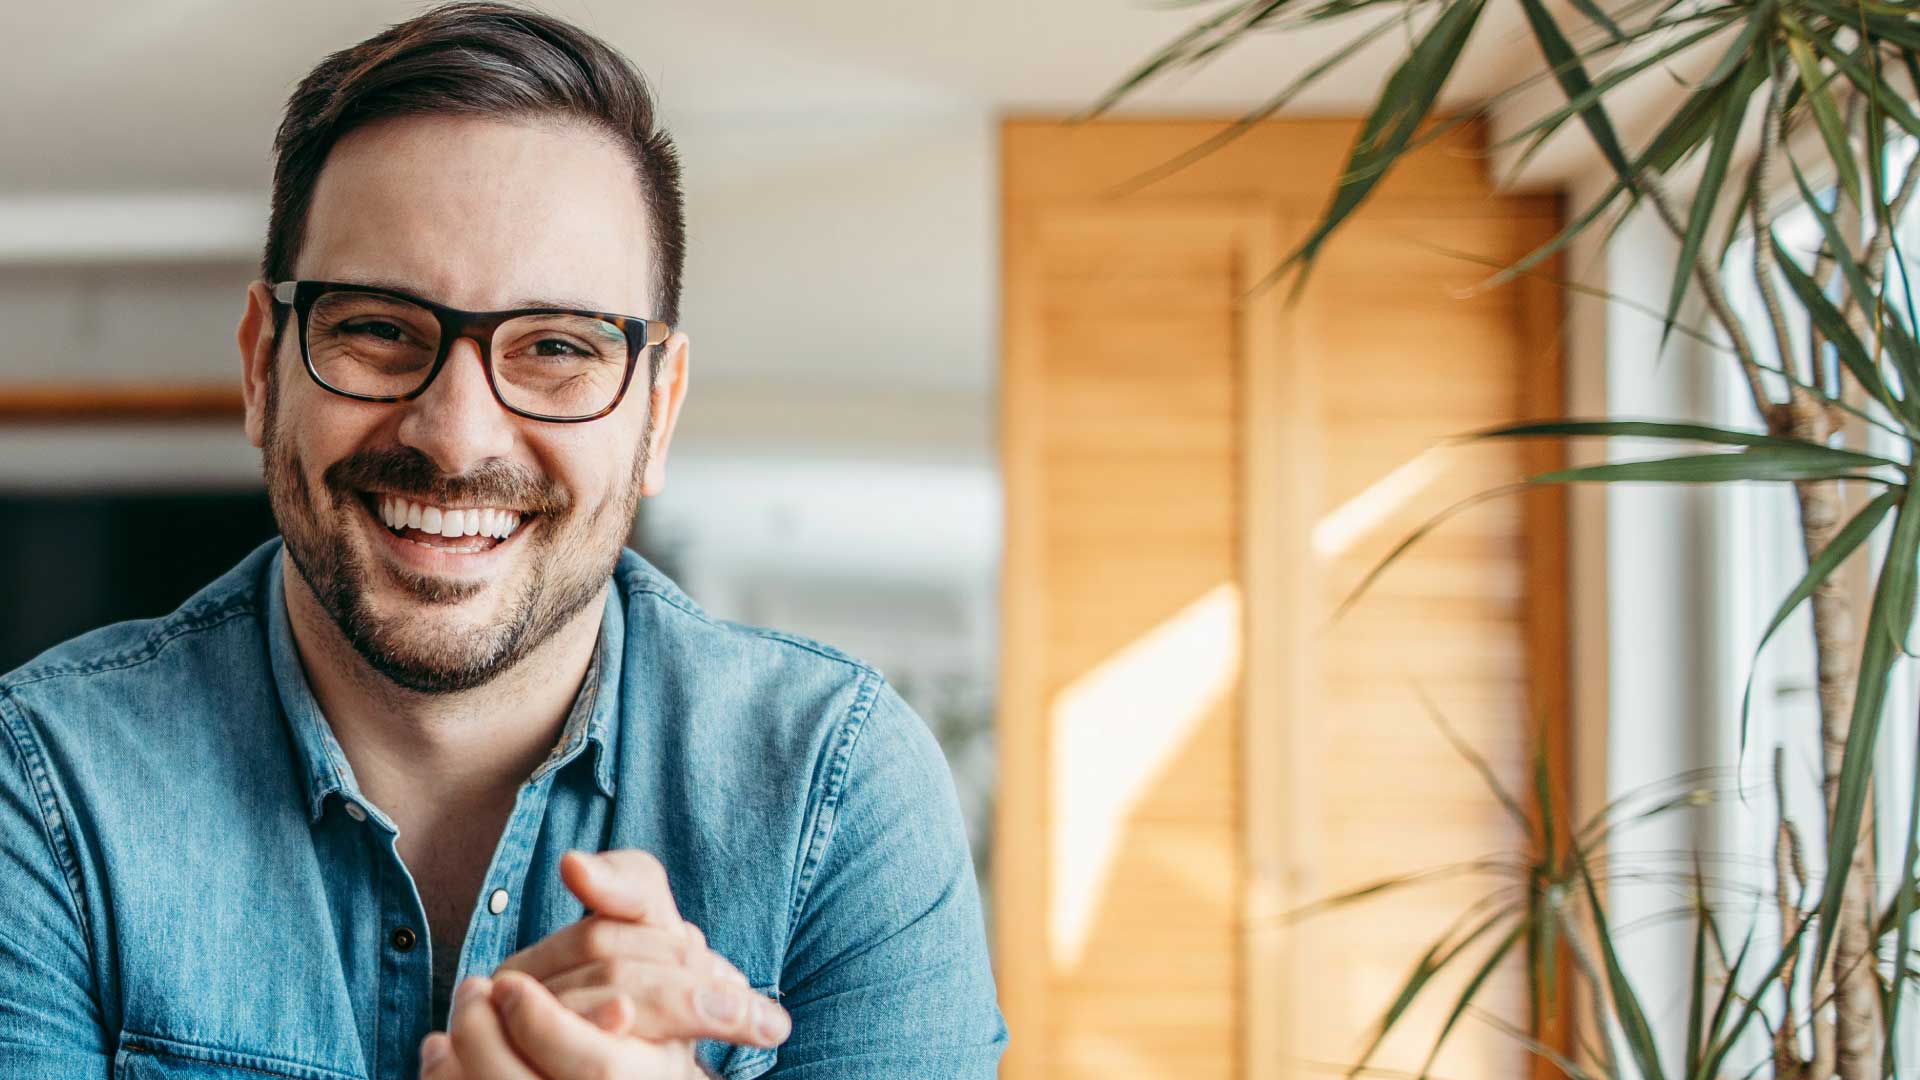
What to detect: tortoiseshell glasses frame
<box><xmin>270</xmin><ymin>279</ymin><xmax>671</xmax><ymax>423</ymax></box>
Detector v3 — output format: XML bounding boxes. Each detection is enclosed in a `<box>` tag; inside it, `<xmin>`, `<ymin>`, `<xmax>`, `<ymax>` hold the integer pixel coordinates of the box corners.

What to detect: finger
<box><xmin>546</xmin><ymin>964</ymin><xmax>791</xmax><ymax>1048</ymax></box>
<box><xmin>496</xmin><ymin>916</ymin><xmax>725</xmax><ymax>982</ymax></box>
<box><xmin>491</xmin><ymin>970</ymin><xmax>630</xmax><ymax>1080</ymax></box>
<box><xmin>447</xmin><ymin>977</ymin><xmax>540</xmax><ymax>1080</ymax></box>
<box><xmin>554</xmin><ymin>985</ymin><xmax>638</xmax><ymax>1034</ymax></box>
<box><xmin>418</xmin><ymin>1032</ymin><xmax>465</xmax><ymax>1080</ymax></box>
<box><xmin>560</xmin><ymin>849</ymin><xmax>683</xmax><ymax>927</ymax></box>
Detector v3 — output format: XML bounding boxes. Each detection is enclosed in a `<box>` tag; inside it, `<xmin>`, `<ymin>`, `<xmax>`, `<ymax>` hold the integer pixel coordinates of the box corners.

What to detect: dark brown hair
<box><xmin>263</xmin><ymin>1</ymin><xmax>685</xmax><ymax>333</ymax></box>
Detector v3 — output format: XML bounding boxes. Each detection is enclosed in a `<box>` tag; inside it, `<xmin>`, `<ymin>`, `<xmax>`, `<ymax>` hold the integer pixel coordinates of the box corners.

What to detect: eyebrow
<box><xmin>336</xmin><ymin>275</ymin><xmax>614</xmax><ymax>313</ymax></box>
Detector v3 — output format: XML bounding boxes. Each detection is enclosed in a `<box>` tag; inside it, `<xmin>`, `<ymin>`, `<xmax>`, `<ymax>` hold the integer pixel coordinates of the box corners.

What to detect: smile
<box><xmin>355</xmin><ymin>490</ymin><xmax>540</xmax><ymax>561</ymax></box>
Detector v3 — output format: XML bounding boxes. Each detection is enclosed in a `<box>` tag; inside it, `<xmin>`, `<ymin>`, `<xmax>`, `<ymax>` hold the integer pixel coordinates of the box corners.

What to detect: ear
<box><xmin>237</xmin><ymin>281</ymin><xmax>279</xmax><ymax>449</ymax></box>
<box><xmin>638</xmin><ymin>331</ymin><xmax>690</xmax><ymax>498</ymax></box>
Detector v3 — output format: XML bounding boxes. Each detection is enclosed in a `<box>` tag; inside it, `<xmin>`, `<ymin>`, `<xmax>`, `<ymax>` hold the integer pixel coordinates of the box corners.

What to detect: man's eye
<box><xmin>343</xmin><ymin>320</ymin><xmax>409</xmax><ymax>344</ymax></box>
<box><xmin>533</xmin><ymin>338</ymin><xmax>590</xmax><ymax>357</ymax></box>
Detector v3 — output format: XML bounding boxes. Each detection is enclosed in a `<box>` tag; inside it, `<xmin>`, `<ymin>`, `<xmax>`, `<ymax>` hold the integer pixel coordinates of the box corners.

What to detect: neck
<box><xmin>278</xmin><ymin>549</ymin><xmax>606</xmax><ymax>825</ymax></box>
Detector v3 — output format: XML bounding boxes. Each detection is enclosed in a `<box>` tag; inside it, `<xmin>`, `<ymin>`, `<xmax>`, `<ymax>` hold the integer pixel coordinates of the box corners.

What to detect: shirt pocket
<box><xmin>114</xmin><ymin>1029</ymin><xmax>365</xmax><ymax>1080</ymax></box>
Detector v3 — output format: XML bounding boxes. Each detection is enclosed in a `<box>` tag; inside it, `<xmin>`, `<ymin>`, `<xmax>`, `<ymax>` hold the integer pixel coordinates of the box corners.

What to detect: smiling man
<box><xmin>0</xmin><ymin>4</ymin><xmax>1005</xmax><ymax>1079</ymax></box>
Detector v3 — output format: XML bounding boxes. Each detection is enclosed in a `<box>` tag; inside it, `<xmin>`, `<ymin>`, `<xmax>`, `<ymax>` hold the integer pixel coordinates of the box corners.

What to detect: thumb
<box><xmin>560</xmin><ymin>849</ymin><xmax>684</xmax><ymax>926</ymax></box>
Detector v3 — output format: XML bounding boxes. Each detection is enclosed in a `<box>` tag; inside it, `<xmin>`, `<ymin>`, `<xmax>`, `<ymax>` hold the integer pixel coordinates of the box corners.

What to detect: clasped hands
<box><xmin>419</xmin><ymin>850</ymin><xmax>791</xmax><ymax>1079</ymax></box>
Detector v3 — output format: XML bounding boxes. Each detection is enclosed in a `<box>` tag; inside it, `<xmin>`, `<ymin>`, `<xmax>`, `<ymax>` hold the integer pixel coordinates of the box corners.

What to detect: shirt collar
<box><xmin>262</xmin><ymin>544</ymin><xmax>622</xmax><ymax>825</ymax></box>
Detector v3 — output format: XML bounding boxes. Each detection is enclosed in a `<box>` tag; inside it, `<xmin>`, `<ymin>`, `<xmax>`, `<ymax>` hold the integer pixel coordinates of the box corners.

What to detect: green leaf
<box><xmin>1418</xmin><ymin>920</ymin><xmax>1529</xmax><ymax>1079</ymax></box>
<box><xmin>1784</xmin><ymin>20</ymin><xmax>1863</xmax><ymax>209</ymax></box>
<box><xmin>1415</xmin><ymin>683</ymin><xmax>1531</xmax><ymax>832</ymax></box>
<box><xmin>1885</xmin><ymin>719</ymin><xmax>1920</xmax><ymax>1076</ymax></box>
<box><xmin>1788</xmin><ymin>154</ymin><xmax>1920</xmax><ymax>404</ymax></box>
<box><xmin>1430</xmin><ymin>242</ymin><xmax>1912</xmax><ymax>438</ymax></box>
<box><xmin>1108</xmin><ymin>16</ymin><xmax>1401</xmax><ymax>198</ymax></box>
<box><xmin>1566</xmin><ymin>0</ymin><xmax>1626</xmax><ymax>44</ymax></box>
<box><xmin>1703</xmin><ymin>914</ymin><xmax>1757</xmax><ymax>1056</ymax></box>
<box><xmin>1802</xmin><ymin>27</ymin><xmax>1920</xmax><ymax>139</ymax></box>
<box><xmin>1769</xmin><ymin>228</ymin><xmax>1911</xmax><ymax>425</ymax></box>
<box><xmin>1348</xmin><ymin>905</ymin><xmax>1514</xmax><ymax>1079</ymax></box>
<box><xmin>1527</xmin><ymin>446</ymin><xmax>1899</xmax><ymax>485</ymax></box>
<box><xmin>1080</xmin><ymin>0</ymin><xmax>1295</xmax><ymax>120</ymax></box>
<box><xmin>1573</xmin><ymin>845</ymin><xmax>1668</xmax><ymax>1080</ymax></box>
<box><xmin>1493</xmin><ymin>17</ymin><xmax>1737</xmax><ymax>183</ymax></box>
<box><xmin>1516</xmin><ymin>0</ymin><xmax>1632</xmax><ymax>179</ymax></box>
<box><xmin>1266</xmin><ymin>0</ymin><xmax>1489</xmax><ymax>299</ymax></box>
<box><xmin>1477</xmin><ymin>177</ymin><xmax>1632</xmax><ymax>291</ymax></box>
<box><xmin>1737</xmin><ymin>488</ymin><xmax>1899</xmax><ymax>764</ymax></box>
<box><xmin>1698</xmin><ymin>904</ymin><xmax>1813</xmax><ymax>1079</ymax></box>
<box><xmin>1334</xmin><ymin>482</ymin><xmax>1529</xmax><ymax>620</ymax></box>
<box><xmin>1338</xmin><ymin>442</ymin><xmax>1899</xmax><ymax>619</ymax></box>
<box><xmin>1458</xmin><ymin>417</ymin><xmax>1868</xmax><ymax>453</ymax></box>
<box><xmin>1663</xmin><ymin>49</ymin><xmax>1763</xmax><ymax>354</ymax></box>
<box><xmin>1814</xmin><ymin>494</ymin><xmax>1920</xmax><ymax>976</ymax></box>
<box><xmin>1685</xmin><ymin>862</ymin><xmax>1708</xmax><ymax>1080</ymax></box>
<box><xmin>1638</xmin><ymin>53</ymin><xmax>1748</xmax><ymax>177</ymax></box>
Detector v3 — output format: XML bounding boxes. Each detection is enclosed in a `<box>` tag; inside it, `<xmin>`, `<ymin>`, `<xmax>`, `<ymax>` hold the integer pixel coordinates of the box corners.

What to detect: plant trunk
<box><xmin>1791</xmin><ymin>466</ymin><xmax>1884</xmax><ymax>1079</ymax></box>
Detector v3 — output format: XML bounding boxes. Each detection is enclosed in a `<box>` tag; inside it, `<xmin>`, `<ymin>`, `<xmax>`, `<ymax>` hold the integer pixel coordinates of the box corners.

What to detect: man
<box><xmin>0</xmin><ymin>4</ymin><xmax>1005</xmax><ymax>1078</ymax></box>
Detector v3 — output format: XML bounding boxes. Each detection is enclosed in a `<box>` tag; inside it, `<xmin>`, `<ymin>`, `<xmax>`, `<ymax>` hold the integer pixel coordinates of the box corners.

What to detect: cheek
<box><xmin>545</xmin><ymin>431</ymin><xmax>644</xmax><ymax>504</ymax></box>
<box><xmin>291</xmin><ymin>401</ymin><xmax>389</xmax><ymax>489</ymax></box>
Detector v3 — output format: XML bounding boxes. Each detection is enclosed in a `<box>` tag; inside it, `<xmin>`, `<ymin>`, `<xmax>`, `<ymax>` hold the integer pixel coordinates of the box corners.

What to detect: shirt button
<box><xmin>391</xmin><ymin>926</ymin><xmax>417</xmax><ymax>952</ymax></box>
<box><xmin>488</xmin><ymin>889</ymin><xmax>510</xmax><ymax>915</ymax></box>
<box><xmin>343</xmin><ymin>802</ymin><xmax>367</xmax><ymax>823</ymax></box>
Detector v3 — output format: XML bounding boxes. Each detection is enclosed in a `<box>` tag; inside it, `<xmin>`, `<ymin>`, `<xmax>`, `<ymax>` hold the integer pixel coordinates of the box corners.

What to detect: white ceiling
<box><xmin>0</xmin><ymin>0</ymin><xmax>1558</xmax><ymax>194</ymax></box>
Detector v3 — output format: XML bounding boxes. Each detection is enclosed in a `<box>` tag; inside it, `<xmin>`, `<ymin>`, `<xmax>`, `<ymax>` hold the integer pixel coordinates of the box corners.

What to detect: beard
<box><xmin>260</xmin><ymin>362</ymin><xmax>651</xmax><ymax>694</ymax></box>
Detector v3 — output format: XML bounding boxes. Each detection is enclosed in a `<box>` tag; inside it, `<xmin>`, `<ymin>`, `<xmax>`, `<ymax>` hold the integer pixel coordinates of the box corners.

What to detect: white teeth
<box><xmin>370</xmin><ymin>494</ymin><xmax>526</xmax><ymax>542</ymax></box>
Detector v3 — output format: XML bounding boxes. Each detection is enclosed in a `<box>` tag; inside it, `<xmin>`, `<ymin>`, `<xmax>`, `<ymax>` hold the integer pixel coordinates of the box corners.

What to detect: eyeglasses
<box><xmin>270</xmin><ymin>279</ymin><xmax>670</xmax><ymax>423</ymax></box>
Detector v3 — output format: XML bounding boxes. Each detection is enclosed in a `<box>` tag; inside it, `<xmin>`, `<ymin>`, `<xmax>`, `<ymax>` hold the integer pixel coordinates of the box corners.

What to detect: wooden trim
<box><xmin>994</xmin><ymin>145</ymin><xmax>1050</xmax><ymax>1079</ymax></box>
<box><xmin>0</xmin><ymin>384</ymin><xmax>244</xmax><ymax>424</ymax></box>
<box><xmin>1516</xmin><ymin>210</ymin><xmax>1576</xmax><ymax>1080</ymax></box>
<box><xmin>1238</xmin><ymin>214</ymin><xmax>1320</xmax><ymax>1080</ymax></box>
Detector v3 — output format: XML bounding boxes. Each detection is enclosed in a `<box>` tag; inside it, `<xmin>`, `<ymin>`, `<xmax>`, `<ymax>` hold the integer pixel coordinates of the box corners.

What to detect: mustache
<box><xmin>323</xmin><ymin>446</ymin><xmax>571</xmax><ymax>516</ymax></box>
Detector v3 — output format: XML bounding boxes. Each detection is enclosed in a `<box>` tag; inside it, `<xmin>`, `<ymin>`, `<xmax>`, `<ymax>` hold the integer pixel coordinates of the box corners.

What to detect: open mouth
<box><xmin>356</xmin><ymin>490</ymin><xmax>539</xmax><ymax>556</ymax></box>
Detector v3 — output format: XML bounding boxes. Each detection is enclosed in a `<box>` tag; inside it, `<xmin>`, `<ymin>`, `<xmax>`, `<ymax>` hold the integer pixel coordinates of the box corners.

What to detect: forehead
<box><xmin>298</xmin><ymin>112</ymin><xmax>653</xmax><ymax>314</ymax></box>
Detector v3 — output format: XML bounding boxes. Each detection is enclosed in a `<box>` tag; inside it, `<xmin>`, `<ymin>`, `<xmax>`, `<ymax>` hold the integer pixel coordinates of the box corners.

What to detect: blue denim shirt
<box><xmin>0</xmin><ymin>537</ymin><xmax>1006</xmax><ymax>1080</ymax></box>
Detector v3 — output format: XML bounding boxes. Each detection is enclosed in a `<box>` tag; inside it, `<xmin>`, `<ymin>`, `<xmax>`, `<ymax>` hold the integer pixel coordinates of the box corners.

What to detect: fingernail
<box><xmin>697</xmin><ymin>986</ymin><xmax>743</xmax><ymax>1023</ymax></box>
<box><xmin>755</xmin><ymin>998</ymin><xmax>790</xmax><ymax>1042</ymax></box>
<box><xmin>456</xmin><ymin>977</ymin><xmax>488</xmax><ymax>1005</ymax></box>
<box><xmin>420</xmin><ymin>1035</ymin><xmax>449</xmax><ymax>1068</ymax></box>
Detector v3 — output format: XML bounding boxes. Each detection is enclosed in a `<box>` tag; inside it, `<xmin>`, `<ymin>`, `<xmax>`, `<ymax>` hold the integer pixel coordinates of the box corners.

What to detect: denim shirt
<box><xmin>0</xmin><ymin>537</ymin><xmax>1006</xmax><ymax>1080</ymax></box>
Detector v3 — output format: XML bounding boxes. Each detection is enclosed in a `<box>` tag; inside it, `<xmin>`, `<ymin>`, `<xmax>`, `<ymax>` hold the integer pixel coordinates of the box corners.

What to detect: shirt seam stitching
<box><xmin>786</xmin><ymin>667</ymin><xmax>882</xmax><ymax>944</ymax></box>
<box><xmin>0</xmin><ymin>686</ymin><xmax>100</xmax><ymax>993</ymax></box>
<box><xmin>0</xmin><ymin>598</ymin><xmax>258</xmax><ymax>690</ymax></box>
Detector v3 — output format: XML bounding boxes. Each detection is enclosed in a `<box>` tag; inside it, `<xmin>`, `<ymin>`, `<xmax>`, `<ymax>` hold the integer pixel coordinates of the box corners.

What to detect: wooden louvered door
<box><xmin>997</xmin><ymin>118</ymin><xmax>1566</xmax><ymax>1080</ymax></box>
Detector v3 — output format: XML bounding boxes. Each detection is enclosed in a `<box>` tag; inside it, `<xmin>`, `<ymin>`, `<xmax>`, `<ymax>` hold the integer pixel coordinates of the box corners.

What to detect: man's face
<box><xmin>238</xmin><ymin>113</ymin><xmax>688</xmax><ymax>693</ymax></box>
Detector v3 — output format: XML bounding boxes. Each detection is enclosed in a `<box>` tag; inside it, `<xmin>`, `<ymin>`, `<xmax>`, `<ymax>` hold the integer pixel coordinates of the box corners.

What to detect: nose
<box><xmin>394</xmin><ymin>335</ymin><xmax>516</xmax><ymax>474</ymax></box>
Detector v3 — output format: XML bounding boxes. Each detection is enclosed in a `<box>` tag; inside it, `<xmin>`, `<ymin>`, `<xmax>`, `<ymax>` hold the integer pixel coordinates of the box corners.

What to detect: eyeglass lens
<box><xmin>306</xmin><ymin>289</ymin><xmax>633</xmax><ymax>418</ymax></box>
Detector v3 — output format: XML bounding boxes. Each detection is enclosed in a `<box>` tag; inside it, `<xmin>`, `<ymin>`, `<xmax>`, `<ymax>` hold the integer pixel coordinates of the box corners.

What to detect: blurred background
<box><xmin>6</xmin><ymin>2</ymin><xmax>1918</xmax><ymax>1079</ymax></box>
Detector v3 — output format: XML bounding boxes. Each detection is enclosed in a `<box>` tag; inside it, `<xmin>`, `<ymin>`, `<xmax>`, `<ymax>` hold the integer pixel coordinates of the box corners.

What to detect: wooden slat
<box><xmin>0</xmin><ymin>383</ymin><xmax>243</xmax><ymax>423</ymax></box>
